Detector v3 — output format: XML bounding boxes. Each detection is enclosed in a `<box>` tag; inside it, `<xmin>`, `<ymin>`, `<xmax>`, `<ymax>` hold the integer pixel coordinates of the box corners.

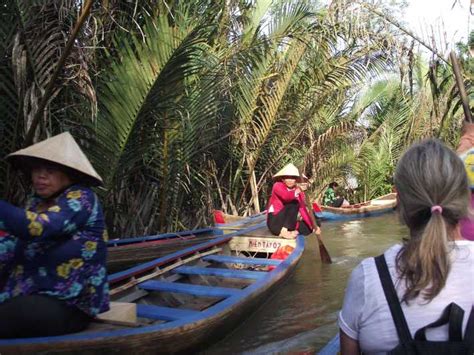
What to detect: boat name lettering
<box><xmin>247</xmin><ymin>239</ymin><xmax>281</xmax><ymax>249</ymax></box>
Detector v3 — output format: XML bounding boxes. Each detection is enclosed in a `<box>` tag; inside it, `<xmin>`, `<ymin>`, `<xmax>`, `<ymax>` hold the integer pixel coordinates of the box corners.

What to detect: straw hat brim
<box><xmin>272</xmin><ymin>163</ymin><xmax>301</xmax><ymax>180</ymax></box>
<box><xmin>7</xmin><ymin>132</ymin><xmax>103</xmax><ymax>186</ymax></box>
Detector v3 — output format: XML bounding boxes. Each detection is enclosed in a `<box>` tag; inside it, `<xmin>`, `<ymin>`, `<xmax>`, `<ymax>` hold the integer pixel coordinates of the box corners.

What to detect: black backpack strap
<box><xmin>464</xmin><ymin>307</ymin><xmax>474</xmax><ymax>347</ymax></box>
<box><xmin>374</xmin><ymin>254</ymin><xmax>413</xmax><ymax>343</ymax></box>
<box><xmin>414</xmin><ymin>303</ymin><xmax>464</xmax><ymax>341</ymax></box>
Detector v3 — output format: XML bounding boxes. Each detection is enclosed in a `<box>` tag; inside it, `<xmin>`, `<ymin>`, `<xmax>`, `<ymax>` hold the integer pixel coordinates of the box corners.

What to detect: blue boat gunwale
<box><xmin>107</xmin><ymin>227</ymin><xmax>218</xmax><ymax>247</ymax></box>
<box><xmin>0</xmin><ymin>220</ymin><xmax>303</xmax><ymax>347</ymax></box>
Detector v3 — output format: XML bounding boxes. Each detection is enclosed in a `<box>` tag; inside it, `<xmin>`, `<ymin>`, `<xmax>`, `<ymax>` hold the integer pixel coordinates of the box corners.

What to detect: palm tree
<box><xmin>0</xmin><ymin>0</ymin><xmax>95</xmax><ymax>201</ymax></box>
<box><xmin>1</xmin><ymin>0</ymin><xmax>469</xmax><ymax>236</ymax></box>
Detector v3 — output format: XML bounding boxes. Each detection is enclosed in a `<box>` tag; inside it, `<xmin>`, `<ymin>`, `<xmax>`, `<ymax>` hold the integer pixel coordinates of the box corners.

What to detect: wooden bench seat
<box><xmin>136</xmin><ymin>304</ymin><xmax>199</xmax><ymax>321</ymax></box>
<box><xmin>139</xmin><ymin>280</ymin><xmax>242</xmax><ymax>298</ymax></box>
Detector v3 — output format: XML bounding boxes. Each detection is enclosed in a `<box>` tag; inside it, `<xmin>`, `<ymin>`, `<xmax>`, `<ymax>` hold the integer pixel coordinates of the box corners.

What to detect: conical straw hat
<box><xmin>272</xmin><ymin>163</ymin><xmax>300</xmax><ymax>180</ymax></box>
<box><xmin>7</xmin><ymin>132</ymin><xmax>103</xmax><ymax>186</ymax></box>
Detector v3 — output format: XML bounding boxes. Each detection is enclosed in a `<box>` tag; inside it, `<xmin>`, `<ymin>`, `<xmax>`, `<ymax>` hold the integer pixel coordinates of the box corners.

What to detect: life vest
<box><xmin>269</xmin><ymin>245</ymin><xmax>295</xmax><ymax>271</ymax></box>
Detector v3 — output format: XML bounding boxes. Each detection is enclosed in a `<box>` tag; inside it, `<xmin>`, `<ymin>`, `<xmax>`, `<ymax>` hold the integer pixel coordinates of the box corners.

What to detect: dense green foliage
<box><xmin>0</xmin><ymin>0</ymin><xmax>471</xmax><ymax>237</ymax></box>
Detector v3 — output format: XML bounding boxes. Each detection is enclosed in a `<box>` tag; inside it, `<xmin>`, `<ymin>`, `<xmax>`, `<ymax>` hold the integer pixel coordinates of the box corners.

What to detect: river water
<box><xmin>205</xmin><ymin>212</ymin><xmax>408</xmax><ymax>354</ymax></box>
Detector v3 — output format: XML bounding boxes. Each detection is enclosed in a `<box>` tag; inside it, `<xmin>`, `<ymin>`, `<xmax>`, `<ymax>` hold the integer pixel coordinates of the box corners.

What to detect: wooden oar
<box><xmin>304</xmin><ymin>193</ymin><xmax>332</xmax><ymax>264</ymax></box>
<box><xmin>450</xmin><ymin>51</ymin><xmax>472</xmax><ymax>123</ymax></box>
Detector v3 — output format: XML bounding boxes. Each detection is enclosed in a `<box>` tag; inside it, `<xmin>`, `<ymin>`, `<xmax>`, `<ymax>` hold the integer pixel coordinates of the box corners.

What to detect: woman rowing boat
<box><xmin>266</xmin><ymin>163</ymin><xmax>319</xmax><ymax>239</ymax></box>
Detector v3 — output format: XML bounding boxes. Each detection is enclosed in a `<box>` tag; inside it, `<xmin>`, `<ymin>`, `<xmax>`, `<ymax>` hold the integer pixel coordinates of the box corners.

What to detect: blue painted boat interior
<box><xmin>139</xmin><ymin>280</ymin><xmax>243</xmax><ymax>298</ymax></box>
<box><xmin>0</xmin><ymin>221</ymin><xmax>303</xmax><ymax>347</ymax></box>
<box><xmin>108</xmin><ymin>221</ymin><xmax>268</xmax><ymax>283</ymax></box>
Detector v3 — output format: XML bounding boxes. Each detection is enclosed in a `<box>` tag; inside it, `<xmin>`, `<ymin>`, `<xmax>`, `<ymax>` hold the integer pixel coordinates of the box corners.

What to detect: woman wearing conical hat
<box><xmin>0</xmin><ymin>132</ymin><xmax>109</xmax><ymax>338</ymax></box>
<box><xmin>267</xmin><ymin>163</ymin><xmax>317</xmax><ymax>239</ymax></box>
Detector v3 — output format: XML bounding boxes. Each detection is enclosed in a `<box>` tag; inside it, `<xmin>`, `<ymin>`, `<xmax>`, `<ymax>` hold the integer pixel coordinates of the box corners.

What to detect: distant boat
<box><xmin>107</xmin><ymin>227</ymin><xmax>221</xmax><ymax>272</ymax></box>
<box><xmin>0</xmin><ymin>220</ymin><xmax>304</xmax><ymax>354</ymax></box>
<box><xmin>316</xmin><ymin>193</ymin><xmax>397</xmax><ymax>221</ymax></box>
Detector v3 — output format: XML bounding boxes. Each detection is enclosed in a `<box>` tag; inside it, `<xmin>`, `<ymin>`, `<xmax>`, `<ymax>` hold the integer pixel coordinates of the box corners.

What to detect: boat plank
<box><xmin>136</xmin><ymin>304</ymin><xmax>199</xmax><ymax>321</ymax></box>
<box><xmin>139</xmin><ymin>280</ymin><xmax>242</xmax><ymax>298</ymax></box>
<box><xmin>203</xmin><ymin>255</ymin><xmax>281</xmax><ymax>266</ymax></box>
<box><xmin>173</xmin><ymin>266</ymin><xmax>266</xmax><ymax>280</ymax></box>
<box><xmin>110</xmin><ymin>248</ymin><xmax>222</xmax><ymax>296</ymax></box>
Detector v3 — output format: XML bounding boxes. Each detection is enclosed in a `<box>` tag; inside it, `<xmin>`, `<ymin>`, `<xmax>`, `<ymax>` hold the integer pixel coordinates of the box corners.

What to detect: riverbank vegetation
<box><xmin>0</xmin><ymin>0</ymin><xmax>471</xmax><ymax>236</ymax></box>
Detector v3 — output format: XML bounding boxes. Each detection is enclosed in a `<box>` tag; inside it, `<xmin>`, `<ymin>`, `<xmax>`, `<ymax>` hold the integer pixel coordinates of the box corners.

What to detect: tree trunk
<box><xmin>247</xmin><ymin>157</ymin><xmax>261</xmax><ymax>213</ymax></box>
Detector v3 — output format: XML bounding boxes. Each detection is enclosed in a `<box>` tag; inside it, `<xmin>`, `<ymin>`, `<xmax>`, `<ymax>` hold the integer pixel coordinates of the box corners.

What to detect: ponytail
<box><xmin>397</xmin><ymin>211</ymin><xmax>450</xmax><ymax>302</ymax></box>
<box><xmin>394</xmin><ymin>139</ymin><xmax>469</xmax><ymax>303</ymax></box>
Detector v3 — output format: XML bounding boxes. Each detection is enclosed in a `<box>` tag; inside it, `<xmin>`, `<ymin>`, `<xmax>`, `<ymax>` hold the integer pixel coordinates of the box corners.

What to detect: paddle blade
<box><xmin>316</xmin><ymin>234</ymin><xmax>332</xmax><ymax>264</ymax></box>
<box><xmin>304</xmin><ymin>193</ymin><xmax>332</xmax><ymax>264</ymax></box>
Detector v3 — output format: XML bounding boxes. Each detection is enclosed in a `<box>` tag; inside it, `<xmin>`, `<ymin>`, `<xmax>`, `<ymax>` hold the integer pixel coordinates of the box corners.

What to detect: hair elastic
<box><xmin>431</xmin><ymin>205</ymin><xmax>443</xmax><ymax>214</ymax></box>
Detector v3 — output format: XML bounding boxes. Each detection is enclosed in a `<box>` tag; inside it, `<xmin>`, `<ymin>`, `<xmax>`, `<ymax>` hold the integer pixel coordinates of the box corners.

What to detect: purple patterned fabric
<box><xmin>0</xmin><ymin>185</ymin><xmax>109</xmax><ymax>316</ymax></box>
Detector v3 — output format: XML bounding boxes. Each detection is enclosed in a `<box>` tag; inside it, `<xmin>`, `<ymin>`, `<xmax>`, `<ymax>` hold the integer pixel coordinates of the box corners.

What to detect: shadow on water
<box><xmin>203</xmin><ymin>212</ymin><xmax>408</xmax><ymax>354</ymax></box>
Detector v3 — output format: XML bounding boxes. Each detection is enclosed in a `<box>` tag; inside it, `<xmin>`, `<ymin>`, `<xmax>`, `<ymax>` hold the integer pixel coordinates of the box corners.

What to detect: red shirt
<box><xmin>267</xmin><ymin>181</ymin><xmax>314</xmax><ymax>230</ymax></box>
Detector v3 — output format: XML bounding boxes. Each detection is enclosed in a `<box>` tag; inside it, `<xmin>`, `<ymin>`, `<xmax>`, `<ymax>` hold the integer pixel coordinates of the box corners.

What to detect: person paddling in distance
<box><xmin>0</xmin><ymin>132</ymin><xmax>109</xmax><ymax>338</ymax></box>
<box><xmin>339</xmin><ymin>139</ymin><xmax>474</xmax><ymax>354</ymax></box>
<box><xmin>267</xmin><ymin>163</ymin><xmax>320</xmax><ymax>239</ymax></box>
<box><xmin>323</xmin><ymin>182</ymin><xmax>345</xmax><ymax>207</ymax></box>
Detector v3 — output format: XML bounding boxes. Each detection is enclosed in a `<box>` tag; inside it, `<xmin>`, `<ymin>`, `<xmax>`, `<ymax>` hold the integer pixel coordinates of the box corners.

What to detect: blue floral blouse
<box><xmin>0</xmin><ymin>185</ymin><xmax>109</xmax><ymax>317</ymax></box>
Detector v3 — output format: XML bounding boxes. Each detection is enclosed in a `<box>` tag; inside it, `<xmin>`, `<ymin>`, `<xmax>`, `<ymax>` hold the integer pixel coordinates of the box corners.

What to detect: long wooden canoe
<box><xmin>318</xmin><ymin>193</ymin><xmax>397</xmax><ymax>221</ymax></box>
<box><xmin>107</xmin><ymin>227</ymin><xmax>221</xmax><ymax>272</ymax></box>
<box><xmin>0</xmin><ymin>223</ymin><xmax>303</xmax><ymax>354</ymax></box>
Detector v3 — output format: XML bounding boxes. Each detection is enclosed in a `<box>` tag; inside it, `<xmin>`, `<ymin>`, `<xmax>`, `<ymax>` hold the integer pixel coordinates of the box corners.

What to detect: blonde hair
<box><xmin>394</xmin><ymin>139</ymin><xmax>469</xmax><ymax>302</ymax></box>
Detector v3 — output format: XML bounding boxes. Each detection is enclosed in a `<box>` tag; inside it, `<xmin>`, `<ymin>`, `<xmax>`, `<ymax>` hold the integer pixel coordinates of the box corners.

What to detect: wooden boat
<box><xmin>0</xmin><ymin>223</ymin><xmax>304</xmax><ymax>354</ymax></box>
<box><xmin>317</xmin><ymin>193</ymin><xmax>397</xmax><ymax>221</ymax></box>
<box><xmin>107</xmin><ymin>227</ymin><xmax>221</xmax><ymax>272</ymax></box>
<box><xmin>213</xmin><ymin>210</ymin><xmax>267</xmax><ymax>232</ymax></box>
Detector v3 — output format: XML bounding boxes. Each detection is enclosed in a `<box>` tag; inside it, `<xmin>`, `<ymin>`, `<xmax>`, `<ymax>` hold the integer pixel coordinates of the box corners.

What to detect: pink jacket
<box><xmin>457</xmin><ymin>122</ymin><xmax>474</xmax><ymax>241</ymax></box>
<box><xmin>267</xmin><ymin>181</ymin><xmax>314</xmax><ymax>230</ymax></box>
<box><xmin>460</xmin><ymin>194</ymin><xmax>474</xmax><ymax>241</ymax></box>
